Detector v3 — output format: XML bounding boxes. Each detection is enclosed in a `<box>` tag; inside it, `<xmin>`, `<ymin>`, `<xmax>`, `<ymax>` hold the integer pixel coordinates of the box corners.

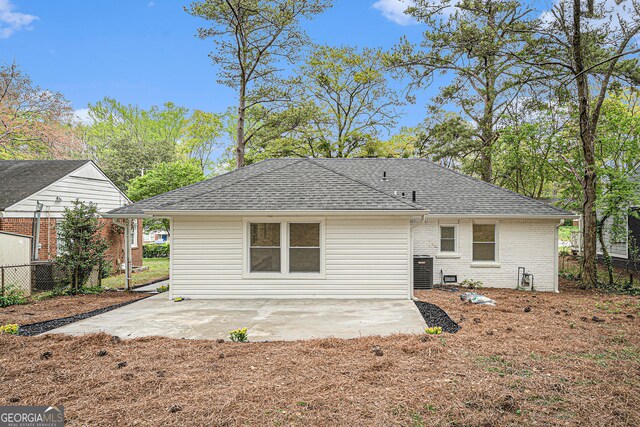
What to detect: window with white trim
<box><xmin>289</xmin><ymin>223</ymin><xmax>320</xmax><ymax>273</ymax></box>
<box><xmin>247</xmin><ymin>221</ymin><xmax>323</xmax><ymax>275</ymax></box>
<box><xmin>131</xmin><ymin>220</ymin><xmax>139</xmax><ymax>248</ymax></box>
<box><xmin>250</xmin><ymin>223</ymin><xmax>281</xmax><ymax>272</ymax></box>
<box><xmin>473</xmin><ymin>224</ymin><xmax>496</xmax><ymax>261</ymax></box>
<box><xmin>440</xmin><ymin>226</ymin><xmax>456</xmax><ymax>253</ymax></box>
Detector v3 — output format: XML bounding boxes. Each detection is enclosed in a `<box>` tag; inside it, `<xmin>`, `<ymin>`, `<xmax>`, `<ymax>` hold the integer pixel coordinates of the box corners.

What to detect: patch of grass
<box><xmin>101</xmin><ymin>258</ymin><xmax>169</xmax><ymax>290</ymax></box>
<box><xmin>476</xmin><ymin>356</ymin><xmax>532</xmax><ymax>378</ymax></box>
<box><xmin>559</xmin><ymin>226</ymin><xmax>578</xmax><ymax>241</ymax></box>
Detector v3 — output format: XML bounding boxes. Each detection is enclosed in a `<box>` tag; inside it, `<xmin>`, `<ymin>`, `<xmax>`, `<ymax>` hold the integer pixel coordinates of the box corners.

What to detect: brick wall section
<box><xmin>0</xmin><ymin>217</ymin><xmax>142</xmax><ymax>271</ymax></box>
<box><xmin>412</xmin><ymin>218</ymin><xmax>559</xmax><ymax>291</ymax></box>
<box><xmin>100</xmin><ymin>219</ymin><xmax>143</xmax><ymax>272</ymax></box>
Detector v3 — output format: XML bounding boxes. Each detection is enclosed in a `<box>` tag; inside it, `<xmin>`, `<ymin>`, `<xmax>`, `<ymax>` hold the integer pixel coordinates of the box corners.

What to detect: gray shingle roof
<box><xmin>108</xmin><ymin>158</ymin><xmax>572</xmax><ymax>217</ymax></box>
<box><xmin>0</xmin><ymin>160</ymin><xmax>91</xmax><ymax>210</ymax></box>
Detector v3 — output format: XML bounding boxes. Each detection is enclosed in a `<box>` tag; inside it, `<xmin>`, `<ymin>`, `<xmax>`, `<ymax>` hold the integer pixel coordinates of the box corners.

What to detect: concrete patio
<box><xmin>48</xmin><ymin>294</ymin><xmax>427</xmax><ymax>341</ymax></box>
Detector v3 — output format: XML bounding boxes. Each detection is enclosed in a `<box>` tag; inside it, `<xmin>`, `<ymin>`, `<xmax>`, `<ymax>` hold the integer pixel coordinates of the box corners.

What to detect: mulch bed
<box><xmin>0</xmin><ymin>291</ymin><xmax>148</xmax><ymax>326</ymax></box>
<box><xmin>18</xmin><ymin>297</ymin><xmax>151</xmax><ymax>336</ymax></box>
<box><xmin>413</xmin><ymin>300</ymin><xmax>460</xmax><ymax>333</ymax></box>
<box><xmin>1</xmin><ymin>282</ymin><xmax>639</xmax><ymax>425</ymax></box>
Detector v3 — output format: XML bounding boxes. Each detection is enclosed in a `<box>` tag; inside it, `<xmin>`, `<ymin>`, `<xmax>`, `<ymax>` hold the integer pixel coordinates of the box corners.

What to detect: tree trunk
<box><xmin>597</xmin><ymin>217</ymin><xmax>614</xmax><ymax>287</ymax></box>
<box><xmin>572</xmin><ymin>0</ymin><xmax>598</xmax><ymax>289</ymax></box>
<box><xmin>236</xmin><ymin>83</ymin><xmax>246</xmax><ymax>169</ymax></box>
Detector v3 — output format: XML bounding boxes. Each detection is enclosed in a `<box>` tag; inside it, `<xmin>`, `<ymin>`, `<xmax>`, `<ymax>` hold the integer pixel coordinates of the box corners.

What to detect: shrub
<box><xmin>229</xmin><ymin>327</ymin><xmax>248</xmax><ymax>342</ymax></box>
<box><xmin>56</xmin><ymin>201</ymin><xmax>109</xmax><ymax>293</ymax></box>
<box><xmin>460</xmin><ymin>279</ymin><xmax>483</xmax><ymax>289</ymax></box>
<box><xmin>101</xmin><ymin>261</ymin><xmax>113</xmax><ymax>279</ymax></box>
<box><xmin>0</xmin><ymin>324</ymin><xmax>19</xmax><ymax>335</ymax></box>
<box><xmin>0</xmin><ymin>285</ymin><xmax>28</xmax><ymax>308</ymax></box>
<box><xmin>78</xmin><ymin>286</ymin><xmax>104</xmax><ymax>295</ymax></box>
<box><xmin>143</xmin><ymin>243</ymin><xmax>170</xmax><ymax>258</ymax></box>
<box><xmin>156</xmin><ymin>284</ymin><xmax>169</xmax><ymax>293</ymax></box>
<box><xmin>425</xmin><ymin>326</ymin><xmax>443</xmax><ymax>335</ymax></box>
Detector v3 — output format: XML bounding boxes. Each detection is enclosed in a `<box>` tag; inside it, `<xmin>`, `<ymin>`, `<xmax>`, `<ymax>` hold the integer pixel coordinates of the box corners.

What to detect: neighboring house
<box><xmin>596</xmin><ymin>167</ymin><xmax>640</xmax><ymax>270</ymax></box>
<box><xmin>0</xmin><ymin>160</ymin><xmax>143</xmax><ymax>271</ymax></box>
<box><xmin>144</xmin><ymin>229</ymin><xmax>169</xmax><ymax>244</ymax></box>
<box><xmin>106</xmin><ymin>158</ymin><xmax>574</xmax><ymax>299</ymax></box>
<box><xmin>597</xmin><ymin>208</ymin><xmax>640</xmax><ymax>270</ymax></box>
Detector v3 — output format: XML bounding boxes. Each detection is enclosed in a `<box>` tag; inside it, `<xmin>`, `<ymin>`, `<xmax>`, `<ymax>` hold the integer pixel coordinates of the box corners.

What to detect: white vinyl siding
<box><xmin>597</xmin><ymin>215</ymin><xmax>629</xmax><ymax>259</ymax></box>
<box><xmin>3</xmin><ymin>162</ymin><xmax>128</xmax><ymax>218</ymax></box>
<box><xmin>171</xmin><ymin>216</ymin><xmax>410</xmax><ymax>299</ymax></box>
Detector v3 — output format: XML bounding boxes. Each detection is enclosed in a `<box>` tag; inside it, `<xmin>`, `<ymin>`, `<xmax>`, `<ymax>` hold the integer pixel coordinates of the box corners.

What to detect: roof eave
<box><xmin>426</xmin><ymin>213</ymin><xmax>578</xmax><ymax>220</ymax></box>
<box><xmin>105</xmin><ymin>209</ymin><xmax>430</xmax><ymax>218</ymax></box>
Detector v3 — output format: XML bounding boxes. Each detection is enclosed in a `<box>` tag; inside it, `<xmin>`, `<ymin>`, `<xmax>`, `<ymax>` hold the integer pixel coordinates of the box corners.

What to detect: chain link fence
<box><xmin>0</xmin><ymin>262</ymin><xmax>101</xmax><ymax>297</ymax></box>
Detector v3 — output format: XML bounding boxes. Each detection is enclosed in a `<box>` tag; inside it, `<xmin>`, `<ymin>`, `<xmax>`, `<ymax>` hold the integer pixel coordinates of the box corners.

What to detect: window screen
<box><xmin>440</xmin><ymin>226</ymin><xmax>456</xmax><ymax>252</ymax></box>
<box><xmin>250</xmin><ymin>223</ymin><xmax>281</xmax><ymax>272</ymax></box>
<box><xmin>289</xmin><ymin>223</ymin><xmax>320</xmax><ymax>273</ymax></box>
<box><xmin>473</xmin><ymin>224</ymin><xmax>496</xmax><ymax>261</ymax></box>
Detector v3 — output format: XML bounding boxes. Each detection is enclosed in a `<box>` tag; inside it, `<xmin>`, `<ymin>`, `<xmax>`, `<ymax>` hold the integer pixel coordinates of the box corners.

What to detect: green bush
<box><xmin>77</xmin><ymin>286</ymin><xmax>105</xmax><ymax>295</ymax></box>
<box><xmin>460</xmin><ymin>279</ymin><xmax>483</xmax><ymax>290</ymax></box>
<box><xmin>156</xmin><ymin>284</ymin><xmax>169</xmax><ymax>293</ymax></box>
<box><xmin>0</xmin><ymin>285</ymin><xmax>28</xmax><ymax>308</ymax></box>
<box><xmin>101</xmin><ymin>261</ymin><xmax>113</xmax><ymax>279</ymax></box>
<box><xmin>0</xmin><ymin>324</ymin><xmax>19</xmax><ymax>335</ymax></box>
<box><xmin>143</xmin><ymin>243</ymin><xmax>170</xmax><ymax>258</ymax></box>
<box><xmin>229</xmin><ymin>327</ymin><xmax>248</xmax><ymax>342</ymax></box>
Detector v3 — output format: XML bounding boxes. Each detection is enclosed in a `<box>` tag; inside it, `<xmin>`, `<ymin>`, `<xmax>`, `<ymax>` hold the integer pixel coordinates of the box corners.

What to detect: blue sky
<box><xmin>1</xmin><ymin>0</ymin><xmax>554</xmax><ymax>133</ymax></box>
<box><xmin>1</xmin><ymin>0</ymin><xmax>432</xmax><ymax>132</ymax></box>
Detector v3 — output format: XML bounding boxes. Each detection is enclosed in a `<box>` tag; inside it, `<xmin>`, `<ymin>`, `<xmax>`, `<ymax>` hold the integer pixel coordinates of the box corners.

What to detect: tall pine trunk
<box><xmin>236</xmin><ymin>82</ymin><xmax>246</xmax><ymax>169</ymax></box>
<box><xmin>597</xmin><ymin>216</ymin><xmax>615</xmax><ymax>287</ymax></box>
<box><xmin>572</xmin><ymin>0</ymin><xmax>598</xmax><ymax>289</ymax></box>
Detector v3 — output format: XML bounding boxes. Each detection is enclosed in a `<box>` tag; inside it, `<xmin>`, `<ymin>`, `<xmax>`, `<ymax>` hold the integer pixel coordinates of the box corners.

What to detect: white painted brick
<box><xmin>412</xmin><ymin>218</ymin><xmax>559</xmax><ymax>292</ymax></box>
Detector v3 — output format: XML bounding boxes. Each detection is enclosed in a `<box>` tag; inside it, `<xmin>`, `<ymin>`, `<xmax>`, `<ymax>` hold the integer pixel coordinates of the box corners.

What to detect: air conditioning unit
<box><xmin>413</xmin><ymin>256</ymin><xmax>433</xmax><ymax>290</ymax></box>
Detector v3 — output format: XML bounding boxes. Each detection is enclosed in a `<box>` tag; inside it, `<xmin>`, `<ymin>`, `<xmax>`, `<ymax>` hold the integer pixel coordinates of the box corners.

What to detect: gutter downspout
<box><xmin>32</xmin><ymin>202</ymin><xmax>43</xmax><ymax>261</ymax></box>
<box><xmin>555</xmin><ymin>219</ymin><xmax>563</xmax><ymax>293</ymax></box>
<box><xmin>409</xmin><ymin>214</ymin><xmax>429</xmax><ymax>301</ymax></box>
<box><xmin>124</xmin><ymin>219</ymin><xmax>132</xmax><ymax>291</ymax></box>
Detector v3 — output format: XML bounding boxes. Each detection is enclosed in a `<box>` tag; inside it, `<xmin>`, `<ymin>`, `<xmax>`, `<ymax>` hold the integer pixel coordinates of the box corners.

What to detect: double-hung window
<box><xmin>440</xmin><ymin>226</ymin><xmax>456</xmax><ymax>253</ymax></box>
<box><xmin>250</xmin><ymin>223</ymin><xmax>281</xmax><ymax>272</ymax></box>
<box><xmin>289</xmin><ymin>223</ymin><xmax>320</xmax><ymax>273</ymax></box>
<box><xmin>473</xmin><ymin>224</ymin><xmax>496</xmax><ymax>261</ymax></box>
<box><xmin>248</xmin><ymin>221</ymin><xmax>322</xmax><ymax>275</ymax></box>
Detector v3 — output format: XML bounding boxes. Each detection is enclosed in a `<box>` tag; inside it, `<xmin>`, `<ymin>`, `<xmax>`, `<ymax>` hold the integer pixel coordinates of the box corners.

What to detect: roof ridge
<box><xmin>304</xmin><ymin>158</ymin><xmax>426</xmax><ymax>211</ymax></box>
<box><xmin>417</xmin><ymin>158</ymin><xmax>571</xmax><ymax>215</ymax></box>
<box><xmin>153</xmin><ymin>159</ymin><xmax>306</xmax><ymax>211</ymax></box>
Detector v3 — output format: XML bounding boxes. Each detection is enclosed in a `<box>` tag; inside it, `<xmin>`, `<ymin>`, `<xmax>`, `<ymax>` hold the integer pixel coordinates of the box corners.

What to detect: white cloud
<box><xmin>372</xmin><ymin>0</ymin><xmax>417</xmax><ymax>26</ymax></box>
<box><xmin>0</xmin><ymin>0</ymin><xmax>38</xmax><ymax>39</ymax></box>
<box><xmin>73</xmin><ymin>108</ymin><xmax>93</xmax><ymax>125</ymax></box>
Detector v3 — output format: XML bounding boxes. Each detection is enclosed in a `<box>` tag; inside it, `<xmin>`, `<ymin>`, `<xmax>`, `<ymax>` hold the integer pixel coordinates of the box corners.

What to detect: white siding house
<box><xmin>106</xmin><ymin>158</ymin><xmax>575</xmax><ymax>299</ymax></box>
<box><xmin>0</xmin><ymin>160</ymin><xmax>142</xmax><ymax>269</ymax></box>
<box><xmin>171</xmin><ymin>216</ymin><xmax>411</xmax><ymax>299</ymax></box>
<box><xmin>1</xmin><ymin>161</ymin><xmax>128</xmax><ymax>219</ymax></box>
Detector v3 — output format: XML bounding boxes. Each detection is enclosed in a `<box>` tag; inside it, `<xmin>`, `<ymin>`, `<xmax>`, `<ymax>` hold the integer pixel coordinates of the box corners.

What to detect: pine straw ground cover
<box><xmin>1</xmin><ymin>282</ymin><xmax>640</xmax><ymax>426</ymax></box>
<box><xmin>0</xmin><ymin>291</ymin><xmax>147</xmax><ymax>326</ymax></box>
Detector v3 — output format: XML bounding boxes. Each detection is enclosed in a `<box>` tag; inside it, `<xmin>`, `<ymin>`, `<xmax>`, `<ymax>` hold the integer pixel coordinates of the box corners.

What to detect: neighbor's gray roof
<box><xmin>0</xmin><ymin>160</ymin><xmax>91</xmax><ymax>210</ymax></box>
<box><xmin>108</xmin><ymin>158</ymin><xmax>572</xmax><ymax>217</ymax></box>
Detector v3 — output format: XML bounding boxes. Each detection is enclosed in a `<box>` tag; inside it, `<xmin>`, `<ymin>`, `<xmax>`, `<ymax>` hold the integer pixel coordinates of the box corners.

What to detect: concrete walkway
<box><xmin>48</xmin><ymin>295</ymin><xmax>427</xmax><ymax>341</ymax></box>
<box><xmin>132</xmin><ymin>280</ymin><xmax>169</xmax><ymax>293</ymax></box>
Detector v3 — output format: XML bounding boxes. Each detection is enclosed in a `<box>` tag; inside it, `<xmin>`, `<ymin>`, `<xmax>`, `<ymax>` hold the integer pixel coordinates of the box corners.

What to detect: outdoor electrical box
<box><xmin>413</xmin><ymin>255</ymin><xmax>434</xmax><ymax>290</ymax></box>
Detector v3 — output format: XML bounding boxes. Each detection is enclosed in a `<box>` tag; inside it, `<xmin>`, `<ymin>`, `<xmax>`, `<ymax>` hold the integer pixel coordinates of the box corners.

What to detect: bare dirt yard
<box><xmin>0</xmin><ymin>291</ymin><xmax>147</xmax><ymax>326</ymax></box>
<box><xmin>1</xmin><ymin>281</ymin><xmax>639</xmax><ymax>426</ymax></box>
